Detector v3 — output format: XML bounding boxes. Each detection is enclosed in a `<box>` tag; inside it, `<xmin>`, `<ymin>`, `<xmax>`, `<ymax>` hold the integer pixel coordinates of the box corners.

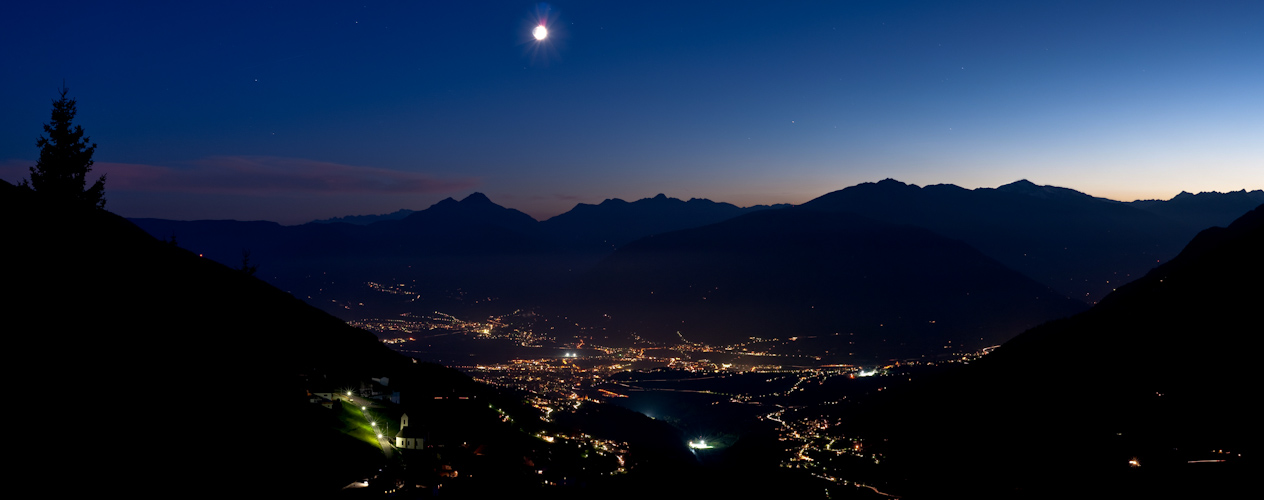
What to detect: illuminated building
<box><xmin>395</xmin><ymin>413</ymin><xmax>424</xmax><ymax>450</ymax></box>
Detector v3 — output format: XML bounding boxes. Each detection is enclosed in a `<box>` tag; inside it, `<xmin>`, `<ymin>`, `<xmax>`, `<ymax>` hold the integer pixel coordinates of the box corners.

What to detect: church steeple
<box><xmin>395</xmin><ymin>413</ymin><xmax>423</xmax><ymax>450</ymax></box>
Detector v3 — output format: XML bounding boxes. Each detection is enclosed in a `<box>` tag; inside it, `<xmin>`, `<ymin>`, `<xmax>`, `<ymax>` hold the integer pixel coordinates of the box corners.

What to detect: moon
<box><xmin>533</xmin><ymin>25</ymin><xmax>548</xmax><ymax>40</ymax></box>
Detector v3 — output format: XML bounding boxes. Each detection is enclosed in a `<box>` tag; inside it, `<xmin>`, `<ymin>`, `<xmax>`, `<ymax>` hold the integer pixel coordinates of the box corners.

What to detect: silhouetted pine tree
<box><xmin>23</xmin><ymin>85</ymin><xmax>106</xmax><ymax>210</ymax></box>
<box><xmin>240</xmin><ymin>249</ymin><xmax>259</xmax><ymax>276</ymax></box>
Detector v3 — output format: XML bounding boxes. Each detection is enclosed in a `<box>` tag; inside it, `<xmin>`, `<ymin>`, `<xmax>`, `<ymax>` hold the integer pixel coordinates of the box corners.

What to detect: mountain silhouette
<box><xmin>995</xmin><ymin>178</ymin><xmax>1108</xmax><ymax>201</ymax></box>
<box><xmin>859</xmin><ymin>202</ymin><xmax>1263</xmax><ymax>498</ymax></box>
<box><xmin>128</xmin><ymin>192</ymin><xmax>788</xmax><ymax>317</ymax></box>
<box><xmin>123</xmin><ymin>181</ymin><xmax>1262</xmax><ymax>357</ymax></box>
<box><xmin>540</xmin><ymin>193</ymin><xmax>788</xmax><ymax>252</ymax></box>
<box><xmin>561</xmin><ymin>207</ymin><xmax>1088</xmax><ymax>359</ymax></box>
<box><xmin>1129</xmin><ymin>188</ymin><xmax>1264</xmax><ymax>231</ymax></box>
<box><xmin>310</xmin><ymin>208</ymin><xmax>416</xmax><ymax>225</ymax></box>
<box><xmin>799</xmin><ymin>178</ymin><xmax>1236</xmax><ymax>304</ymax></box>
<box><xmin>392</xmin><ymin>192</ymin><xmax>539</xmax><ymax>234</ymax></box>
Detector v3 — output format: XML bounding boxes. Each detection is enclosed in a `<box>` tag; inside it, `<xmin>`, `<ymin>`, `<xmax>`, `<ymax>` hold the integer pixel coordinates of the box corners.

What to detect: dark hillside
<box><xmin>3</xmin><ymin>180</ymin><xmax>443</xmax><ymax>497</ymax></box>
<box><xmin>857</xmin><ymin>203</ymin><xmax>1262</xmax><ymax>498</ymax></box>
<box><xmin>563</xmin><ymin>208</ymin><xmax>1087</xmax><ymax>359</ymax></box>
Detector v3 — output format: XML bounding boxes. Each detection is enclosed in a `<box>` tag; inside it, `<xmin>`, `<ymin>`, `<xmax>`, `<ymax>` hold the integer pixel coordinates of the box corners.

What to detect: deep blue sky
<box><xmin>2</xmin><ymin>1</ymin><xmax>1260</xmax><ymax>223</ymax></box>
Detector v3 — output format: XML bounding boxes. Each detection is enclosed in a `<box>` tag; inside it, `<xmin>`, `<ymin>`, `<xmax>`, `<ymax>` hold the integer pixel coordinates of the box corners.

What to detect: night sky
<box><xmin>2</xmin><ymin>1</ymin><xmax>1260</xmax><ymax>224</ymax></box>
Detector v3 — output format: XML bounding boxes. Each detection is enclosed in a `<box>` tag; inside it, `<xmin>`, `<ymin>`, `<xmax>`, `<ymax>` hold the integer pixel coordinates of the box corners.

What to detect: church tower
<box><xmin>396</xmin><ymin>413</ymin><xmax>423</xmax><ymax>449</ymax></box>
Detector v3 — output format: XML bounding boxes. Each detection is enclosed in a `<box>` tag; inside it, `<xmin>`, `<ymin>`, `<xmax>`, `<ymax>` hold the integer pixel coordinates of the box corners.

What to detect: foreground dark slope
<box><xmin>2</xmin><ymin>180</ymin><xmax>470</xmax><ymax>496</ymax></box>
<box><xmin>862</xmin><ymin>203</ymin><xmax>1263</xmax><ymax>499</ymax></box>
<box><xmin>565</xmin><ymin>208</ymin><xmax>1087</xmax><ymax>359</ymax></box>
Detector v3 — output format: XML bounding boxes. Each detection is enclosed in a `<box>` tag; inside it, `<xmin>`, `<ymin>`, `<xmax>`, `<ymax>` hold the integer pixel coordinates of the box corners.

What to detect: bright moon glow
<box><xmin>533</xmin><ymin>25</ymin><xmax>548</xmax><ymax>40</ymax></box>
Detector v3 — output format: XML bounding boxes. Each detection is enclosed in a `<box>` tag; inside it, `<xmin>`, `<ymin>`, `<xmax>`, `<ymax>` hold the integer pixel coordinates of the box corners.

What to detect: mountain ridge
<box><xmin>856</xmin><ymin>201</ymin><xmax>1263</xmax><ymax>498</ymax></box>
<box><xmin>800</xmin><ymin>179</ymin><xmax>1203</xmax><ymax>303</ymax></box>
<box><xmin>559</xmin><ymin>206</ymin><xmax>1088</xmax><ymax>359</ymax></box>
<box><xmin>120</xmin><ymin>180</ymin><xmax>1263</xmax><ymax>335</ymax></box>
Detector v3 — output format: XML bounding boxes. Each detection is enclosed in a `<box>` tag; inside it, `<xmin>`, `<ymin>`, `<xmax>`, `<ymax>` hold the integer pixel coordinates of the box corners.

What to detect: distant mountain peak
<box><xmin>405</xmin><ymin>191</ymin><xmax>538</xmax><ymax>230</ymax></box>
<box><xmin>876</xmin><ymin>178</ymin><xmax>914</xmax><ymax>187</ymax></box>
<box><xmin>595</xmin><ymin>198</ymin><xmax>628</xmax><ymax>206</ymax></box>
<box><xmin>996</xmin><ymin>179</ymin><xmax>1039</xmax><ymax>191</ymax></box>
<box><xmin>861</xmin><ymin>178</ymin><xmax>923</xmax><ymax>192</ymax></box>
<box><xmin>631</xmin><ymin>193</ymin><xmax>686</xmax><ymax>205</ymax></box>
<box><xmin>461</xmin><ymin>192</ymin><xmax>494</xmax><ymax>205</ymax></box>
<box><xmin>996</xmin><ymin>179</ymin><xmax>1092</xmax><ymax>200</ymax></box>
<box><xmin>426</xmin><ymin>192</ymin><xmax>505</xmax><ymax>212</ymax></box>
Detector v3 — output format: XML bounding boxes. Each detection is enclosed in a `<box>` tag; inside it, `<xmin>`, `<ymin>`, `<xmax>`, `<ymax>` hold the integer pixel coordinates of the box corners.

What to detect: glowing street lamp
<box><xmin>688</xmin><ymin>439</ymin><xmax>713</xmax><ymax>449</ymax></box>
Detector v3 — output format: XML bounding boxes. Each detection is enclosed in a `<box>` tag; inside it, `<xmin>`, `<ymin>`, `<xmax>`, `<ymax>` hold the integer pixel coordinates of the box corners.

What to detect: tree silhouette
<box><xmin>239</xmin><ymin>249</ymin><xmax>259</xmax><ymax>276</ymax></box>
<box><xmin>23</xmin><ymin>86</ymin><xmax>106</xmax><ymax>210</ymax></box>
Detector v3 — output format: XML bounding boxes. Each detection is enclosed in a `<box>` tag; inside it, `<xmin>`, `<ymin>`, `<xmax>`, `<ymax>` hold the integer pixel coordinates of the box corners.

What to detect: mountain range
<box><xmin>852</xmin><ymin>203</ymin><xmax>1262</xmax><ymax>498</ymax></box>
<box><xmin>311</xmin><ymin>208</ymin><xmax>417</xmax><ymax>225</ymax></box>
<box><xmin>5</xmin><ymin>175</ymin><xmax>1259</xmax><ymax>497</ymax></box>
<box><xmin>801</xmin><ymin>179</ymin><xmax>1262</xmax><ymax>303</ymax></box>
<box><xmin>122</xmin><ymin>180</ymin><xmax>1262</xmax><ymax>359</ymax></box>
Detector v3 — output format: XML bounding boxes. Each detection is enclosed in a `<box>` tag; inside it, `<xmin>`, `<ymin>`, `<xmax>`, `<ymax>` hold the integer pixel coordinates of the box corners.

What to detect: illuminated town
<box><xmin>349</xmin><ymin>300</ymin><xmax>998</xmax><ymax>493</ymax></box>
